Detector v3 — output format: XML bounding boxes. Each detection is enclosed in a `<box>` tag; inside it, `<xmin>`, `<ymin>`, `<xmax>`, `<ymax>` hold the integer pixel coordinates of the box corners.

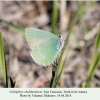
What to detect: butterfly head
<box><xmin>58</xmin><ymin>36</ymin><xmax>65</xmax><ymax>52</ymax></box>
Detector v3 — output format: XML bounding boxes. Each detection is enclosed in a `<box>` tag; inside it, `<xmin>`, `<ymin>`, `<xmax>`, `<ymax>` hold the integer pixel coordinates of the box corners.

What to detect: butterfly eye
<box><xmin>58</xmin><ymin>35</ymin><xmax>61</xmax><ymax>38</ymax></box>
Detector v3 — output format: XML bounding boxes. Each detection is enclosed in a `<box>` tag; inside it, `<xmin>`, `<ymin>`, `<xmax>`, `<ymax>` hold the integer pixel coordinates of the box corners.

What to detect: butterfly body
<box><xmin>25</xmin><ymin>28</ymin><xmax>64</xmax><ymax>66</ymax></box>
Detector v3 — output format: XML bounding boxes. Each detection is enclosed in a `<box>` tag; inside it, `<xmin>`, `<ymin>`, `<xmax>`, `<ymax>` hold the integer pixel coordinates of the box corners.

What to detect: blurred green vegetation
<box><xmin>51</xmin><ymin>1</ymin><xmax>84</xmax><ymax>88</ymax></box>
<box><xmin>0</xmin><ymin>31</ymin><xmax>8</xmax><ymax>87</ymax></box>
<box><xmin>0</xmin><ymin>19</ymin><xmax>24</xmax><ymax>35</ymax></box>
<box><xmin>51</xmin><ymin>0</ymin><xmax>58</xmax><ymax>35</ymax></box>
<box><xmin>85</xmin><ymin>25</ymin><xmax>100</xmax><ymax>87</ymax></box>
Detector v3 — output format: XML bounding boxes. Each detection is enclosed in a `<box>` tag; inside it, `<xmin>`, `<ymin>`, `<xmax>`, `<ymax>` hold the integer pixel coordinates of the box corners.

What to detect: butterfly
<box><xmin>25</xmin><ymin>28</ymin><xmax>65</xmax><ymax>66</ymax></box>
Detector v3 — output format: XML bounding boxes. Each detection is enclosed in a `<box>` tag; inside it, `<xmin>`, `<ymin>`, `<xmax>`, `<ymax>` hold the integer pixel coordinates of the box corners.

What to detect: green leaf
<box><xmin>50</xmin><ymin>1</ymin><xmax>84</xmax><ymax>88</ymax></box>
<box><xmin>51</xmin><ymin>0</ymin><xmax>58</xmax><ymax>35</ymax></box>
<box><xmin>0</xmin><ymin>31</ymin><xmax>8</xmax><ymax>87</ymax></box>
<box><xmin>85</xmin><ymin>25</ymin><xmax>100</xmax><ymax>87</ymax></box>
<box><xmin>0</xmin><ymin>19</ymin><xmax>24</xmax><ymax>35</ymax></box>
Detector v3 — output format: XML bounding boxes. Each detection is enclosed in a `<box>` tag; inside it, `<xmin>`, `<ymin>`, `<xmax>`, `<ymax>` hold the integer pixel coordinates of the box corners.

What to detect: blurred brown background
<box><xmin>0</xmin><ymin>1</ymin><xmax>100</xmax><ymax>88</ymax></box>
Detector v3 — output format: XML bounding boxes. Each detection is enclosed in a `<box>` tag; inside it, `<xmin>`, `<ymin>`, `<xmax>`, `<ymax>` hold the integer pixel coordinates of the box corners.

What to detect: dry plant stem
<box><xmin>51</xmin><ymin>1</ymin><xmax>84</xmax><ymax>88</ymax></box>
<box><xmin>60</xmin><ymin>0</ymin><xmax>67</xmax><ymax>32</ymax></box>
<box><xmin>84</xmin><ymin>21</ymin><xmax>100</xmax><ymax>40</ymax></box>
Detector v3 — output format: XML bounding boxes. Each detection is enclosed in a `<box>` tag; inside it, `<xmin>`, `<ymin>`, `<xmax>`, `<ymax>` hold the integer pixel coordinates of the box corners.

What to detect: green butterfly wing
<box><xmin>25</xmin><ymin>28</ymin><xmax>58</xmax><ymax>49</ymax></box>
<box><xmin>25</xmin><ymin>28</ymin><xmax>61</xmax><ymax>66</ymax></box>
